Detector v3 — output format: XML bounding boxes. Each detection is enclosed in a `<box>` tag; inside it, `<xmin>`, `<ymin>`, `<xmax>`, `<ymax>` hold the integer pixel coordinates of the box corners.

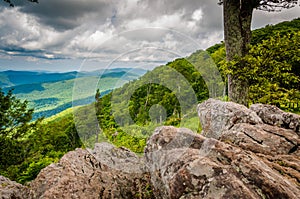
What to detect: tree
<box><xmin>219</xmin><ymin>0</ymin><xmax>298</xmax><ymax>105</ymax></box>
<box><xmin>0</xmin><ymin>88</ymin><xmax>34</xmax><ymax>138</ymax></box>
<box><xmin>225</xmin><ymin>31</ymin><xmax>300</xmax><ymax>108</ymax></box>
<box><xmin>0</xmin><ymin>88</ymin><xmax>38</xmax><ymax>173</ymax></box>
<box><xmin>95</xmin><ymin>88</ymin><xmax>101</xmax><ymax>102</ymax></box>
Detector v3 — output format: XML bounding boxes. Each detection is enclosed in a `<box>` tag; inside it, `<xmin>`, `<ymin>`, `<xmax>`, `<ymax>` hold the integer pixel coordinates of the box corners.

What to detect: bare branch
<box><xmin>219</xmin><ymin>0</ymin><xmax>298</xmax><ymax>11</ymax></box>
<box><xmin>2</xmin><ymin>0</ymin><xmax>38</xmax><ymax>7</ymax></box>
<box><xmin>257</xmin><ymin>0</ymin><xmax>298</xmax><ymax>11</ymax></box>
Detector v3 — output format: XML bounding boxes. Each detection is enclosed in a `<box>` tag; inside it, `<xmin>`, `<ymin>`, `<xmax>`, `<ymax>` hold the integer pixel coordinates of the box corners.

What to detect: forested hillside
<box><xmin>0</xmin><ymin>18</ymin><xmax>299</xmax><ymax>184</ymax></box>
<box><xmin>1</xmin><ymin>69</ymin><xmax>146</xmax><ymax>119</ymax></box>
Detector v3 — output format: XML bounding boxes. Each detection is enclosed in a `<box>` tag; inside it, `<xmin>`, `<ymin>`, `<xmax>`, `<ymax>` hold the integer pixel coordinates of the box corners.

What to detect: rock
<box><xmin>0</xmin><ymin>175</ymin><xmax>29</xmax><ymax>199</ymax></box>
<box><xmin>88</xmin><ymin>142</ymin><xmax>146</xmax><ymax>173</ymax></box>
<box><xmin>198</xmin><ymin>99</ymin><xmax>300</xmax><ymax>156</ymax></box>
<box><xmin>145</xmin><ymin>126</ymin><xmax>300</xmax><ymax>199</ymax></box>
<box><xmin>196</xmin><ymin>99</ymin><xmax>300</xmax><ymax>197</ymax></box>
<box><xmin>197</xmin><ymin>99</ymin><xmax>262</xmax><ymax>139</ymax></box>
<box><xmin>250</xmin><ymin>104</ymin><xmax>300</xmax><ymax>134</ymax></box>
<box><xmin>2</xmin><ymin>99</ymin><xmax>300</xmax><ymax>199</ymax></box>
<box><xmin>29</xmin><ymin>143</ymin><xmax>154</xmax><ymax>199</ymax></box>
<box><xmin>220</xmin><ymin>123</ymin><xmax>300</xmax><ymax>156</ymax></box>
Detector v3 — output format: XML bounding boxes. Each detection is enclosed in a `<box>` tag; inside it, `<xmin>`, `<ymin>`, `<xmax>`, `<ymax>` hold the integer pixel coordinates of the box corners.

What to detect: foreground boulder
<box><xmin>145</xmin><ymin>126</ymin><xmax>300</xmax><ymax>199</ymax></box>
<box><xmin>29</xmin><ymin>143</ymin><xmax>153</xmax><ymax>199</ymax></box>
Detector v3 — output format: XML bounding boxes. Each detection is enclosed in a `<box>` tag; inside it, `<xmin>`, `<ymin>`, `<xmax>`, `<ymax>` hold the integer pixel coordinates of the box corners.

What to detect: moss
<box><xmin>1</xmin><ymin>182</ymin><xmax>9</xmax><ymax>187</ymax></box>
<box><xmin>277</xmin><ymin>161</ymin><xmax>287</xmax><ymax>167</ymax></box>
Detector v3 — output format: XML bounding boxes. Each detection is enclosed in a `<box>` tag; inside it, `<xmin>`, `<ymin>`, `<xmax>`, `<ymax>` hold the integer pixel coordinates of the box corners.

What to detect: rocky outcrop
<box><xmin>29</xmin><ymin>143</ymin><xmax>153</xmax><ymax>199</ymax></box>
<box><xmin>1</xmin><ymin>99</ymin><xmax>299</xmax><ymax>199</ymax></box>
<box><xmin>143</xmin><ymin>99</ymin><xmax>299</xmax><ymax>198</ymax></box>
<box><xmin>0</xmin><ymin>176</ymin><xmax>29</xmax><ymax>199</ymax></box>
<box><xmin>1</xmin><ymin>143</ymin><xmax>153</xmax><ymax>199</ymax></box>
<box><xmin>196</xmin><ymin>99</ymin><xmax>300</xmax><ymax>197</ymax></box>
<box><xmin>145</xmin><ymin>126</ymin><xmax>300</xmax><ymax>199</ymax></box>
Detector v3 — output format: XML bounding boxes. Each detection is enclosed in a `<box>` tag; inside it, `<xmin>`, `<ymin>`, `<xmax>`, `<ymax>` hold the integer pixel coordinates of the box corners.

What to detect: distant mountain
<box><xmin>0</xmin><ymin>70</ymin><xmax>77</xmax><ymax>87</ymax></box>
<box><xmin>0</xmin><ymin>68</ymin><xmax>147</xmax><ymax>120</ymax></box>
<box><xmin>0</xmin><ymin>68</ymin><xmax>147</xmax><ymax>88</ymax></box>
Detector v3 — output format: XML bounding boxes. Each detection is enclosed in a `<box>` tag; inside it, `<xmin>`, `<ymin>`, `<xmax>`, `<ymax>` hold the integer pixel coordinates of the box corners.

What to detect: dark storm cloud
<box><xmin>18</xmin><ymin>0</ymin><xmax>115</xmax><ymax>31</ymax></box>
<box><xmin>0</xmin><ymin>45</ymin><xmax>64</xmax><ymax>60</ymax></box>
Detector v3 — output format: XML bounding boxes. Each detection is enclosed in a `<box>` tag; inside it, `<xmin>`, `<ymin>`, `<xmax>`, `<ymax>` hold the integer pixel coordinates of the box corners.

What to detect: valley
<box><xmin>0</xmin><ymin>68</ymin><xmax>147</xmax><ymax>120</ymax></box>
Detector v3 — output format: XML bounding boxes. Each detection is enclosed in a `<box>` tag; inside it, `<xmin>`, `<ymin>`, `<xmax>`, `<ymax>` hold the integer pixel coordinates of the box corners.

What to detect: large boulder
<box><xmin>197</xmin><ymin>99</ymin><xmax>262</xmax><ymax>139</ymax></box>
<box><xmin>198</xmin><ymin>99</ymin><xmax>300</xmax><ymax>156</ymax></box>
<box><xmin>144</xmin><ymin>126</ymin><xmax>300</xmax><ymax>199</ymax></box>
<box><xmin>29</xmin><ymin>143</ymin><xmax>153</xmax><ymax>199</ymax></box>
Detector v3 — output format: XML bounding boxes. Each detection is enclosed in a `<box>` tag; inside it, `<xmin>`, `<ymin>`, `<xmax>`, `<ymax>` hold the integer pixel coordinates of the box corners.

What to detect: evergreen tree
<box><xmin>0</xmin><ymin>88</ymin><xmax>38</xmax><ymax>173</ymax></box>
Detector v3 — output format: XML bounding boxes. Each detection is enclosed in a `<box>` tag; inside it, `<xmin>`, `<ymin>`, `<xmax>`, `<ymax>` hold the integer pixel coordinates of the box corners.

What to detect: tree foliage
<box><xmin>0</xmin><ymin>89</ymin><xmax>82</xmax><ymax>183</ymax></box>
<box><xmin>218</xmin><ymin>31</ymin><xmax>300</xmax><ymax>108</ymax></box>
<box><xmin>0</xmin><ymin>88</ymin><xmax>38</xmax><ymax>179</ymax></box>
<box><xmin>93</xmin><ymin>51</ymin><xmax>210</xmax><ymax>153</ymax></box>
<box><xmin>219</xmin><ymin>0</ymin><xmax>298</xmax><ymax>105</ymax></box>
<box><xmin>208</xmin><ymin>18</ymin><xmax>300</xmax><ymax>109</ymax></box>
<box><xmin>0</xmin><ymin>89</ymin><xmax>35</xmax><ymax>138</ymax></box>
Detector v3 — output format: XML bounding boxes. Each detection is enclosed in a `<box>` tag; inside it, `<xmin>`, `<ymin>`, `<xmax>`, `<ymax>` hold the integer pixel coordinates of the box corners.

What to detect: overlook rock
<box><xmin>1</xmin><ymin>99</ymin><xmax>300</xmax><ymax>198</ymax></box>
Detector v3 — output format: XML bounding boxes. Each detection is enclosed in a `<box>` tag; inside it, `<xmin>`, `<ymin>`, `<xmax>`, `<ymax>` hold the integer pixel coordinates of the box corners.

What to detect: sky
<box><xmin>0</xmin><ymin>0</ymin><xmax>299</xmax><ymax>72</ymax></box>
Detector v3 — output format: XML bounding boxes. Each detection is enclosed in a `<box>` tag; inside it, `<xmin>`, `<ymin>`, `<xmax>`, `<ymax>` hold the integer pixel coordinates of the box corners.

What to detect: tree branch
<box><xmin>2</xmin><ymin>0</ymin><xmax>38</xmax><ymax>7</ymax></box>
<box><xmin>218</xmin><ymin>0</ymin><xmax>298</xmax><ymax>11</ymax></box>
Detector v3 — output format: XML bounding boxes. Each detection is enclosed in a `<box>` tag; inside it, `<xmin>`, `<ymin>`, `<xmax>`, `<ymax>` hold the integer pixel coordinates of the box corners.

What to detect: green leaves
<box><xmin>0</xmin><ymin>90</ymin><xmax>82</xmax><ymax>183</ymax></box>
<box><xmin>0</xmin><ymin>89</ymin><xmax>34</xmax><ymax>138</ymax></box>
<box><xmin>216</xmin><ymin>31</ymin><xmax>300</xmax><ymax>108</ymax></box>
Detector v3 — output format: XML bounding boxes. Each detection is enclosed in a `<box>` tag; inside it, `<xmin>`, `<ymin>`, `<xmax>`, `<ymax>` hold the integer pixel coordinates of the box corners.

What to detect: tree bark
<box><xmin>223</xmin><ymin>0</ymin><xmax>254</xmax><ymax>106</ymax></box>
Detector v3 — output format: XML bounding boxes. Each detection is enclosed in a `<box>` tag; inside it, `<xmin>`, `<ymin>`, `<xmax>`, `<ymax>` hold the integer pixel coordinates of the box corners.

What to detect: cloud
<box><xmin>0</xmin><ymin>0</ymin><xmax>299</xmax><ymax>71</ymax></box>
<box><xmin>17</xmin><ymin>0</ymin><xmax>115</xmax><ymax>31</ymax></box>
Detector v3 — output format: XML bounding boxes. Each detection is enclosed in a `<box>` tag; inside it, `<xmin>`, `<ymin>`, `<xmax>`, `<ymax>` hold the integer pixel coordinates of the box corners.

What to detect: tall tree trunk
<box><xmin>223</xmin><ymin>0</ymin><xmax>254</xmax><ymax>106</ymax></box>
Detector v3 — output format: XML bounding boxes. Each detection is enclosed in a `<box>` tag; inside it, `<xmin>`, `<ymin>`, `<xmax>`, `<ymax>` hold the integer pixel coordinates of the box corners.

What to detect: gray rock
<box><xmin>220</xmin><ymin>123</ymin><xmax>300</xmax><ymax>156</ymax></box>
<box><xmin>145</xmin><ymin>126</ymin><xmax>300</xmax><ymax>199</ymax></box>
<box><xmin>250</xmin><ymin>103</ymin><xmax>300</xmax><ymax>134</ymax></box>
<box><xmin>197</xmin><ymin>99</ymin><xmax>262</xmax><ymax>139</ymax></box>
<box><xmin>0</xmin><ymin>176</ymin><xmax>29</xmax><ymax>199</ymax></box>
<box><xmin>29</xmin><ymin>144</ymin><xmax>154</xmax><ymax>199</ymax></box>
<box><xmin>88</xmin><ymin>142</ymin><xmax>146</xmax><ymax>174</ymax></box>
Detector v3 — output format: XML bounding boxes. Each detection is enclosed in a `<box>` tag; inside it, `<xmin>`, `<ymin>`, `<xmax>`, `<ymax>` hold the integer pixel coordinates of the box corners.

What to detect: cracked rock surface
<box><xmin>28</xmin><ymin>144</ymin><xmax>153</xmax><ymax>199</ymax></box>
<box><xmin>1</xmin><ymin>99</ymin><xmax>299</xmax><ymax>198</ymax></box>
